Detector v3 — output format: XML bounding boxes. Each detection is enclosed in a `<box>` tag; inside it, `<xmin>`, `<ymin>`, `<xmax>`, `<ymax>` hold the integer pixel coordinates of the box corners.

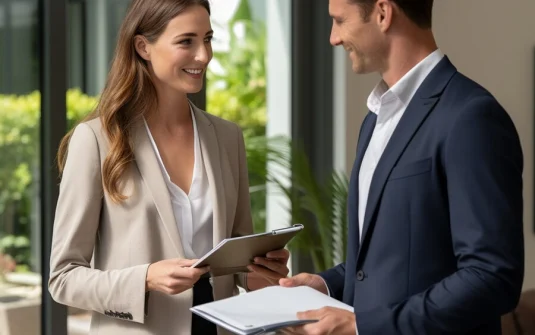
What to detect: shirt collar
<box><xmin>367</xmin><ymin>49</ymin><xmax>445</xmax><ymax>116</ymax></box>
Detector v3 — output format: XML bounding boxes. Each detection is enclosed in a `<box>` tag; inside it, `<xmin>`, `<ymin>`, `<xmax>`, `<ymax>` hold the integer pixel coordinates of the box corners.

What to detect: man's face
<box><xmin>329</xmin><ymin>0</ymin><xmax>387</xmax><ymax>74</ymax></box>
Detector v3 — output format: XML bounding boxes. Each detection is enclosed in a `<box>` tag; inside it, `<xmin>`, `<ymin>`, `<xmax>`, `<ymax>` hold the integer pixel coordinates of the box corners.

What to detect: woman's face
<box><xmin>137</xmin><ymin>5</ymin><xmax>213</xmax><ymax>95</ymax></box>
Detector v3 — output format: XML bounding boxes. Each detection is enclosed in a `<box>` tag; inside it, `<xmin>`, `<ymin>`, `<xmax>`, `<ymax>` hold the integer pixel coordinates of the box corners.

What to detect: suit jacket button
<box><xmin>356</xmin><ymin>270</ymin><xmax>365</xmax><ymax>281</ymax></box>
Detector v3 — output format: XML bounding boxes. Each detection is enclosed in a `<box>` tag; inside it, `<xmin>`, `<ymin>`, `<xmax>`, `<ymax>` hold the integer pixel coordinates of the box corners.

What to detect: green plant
<box><xmin>246</xmin><ymin>135</ymin><xmax>350</xmax><ymax>272</ymax></box>
<box><xmin>284</xmin><ymin>149</ymin><xmax>349</xmax><ymax>271</ymax></box>
<box><xmin>207</xmin><ymin>0</ymin><xmax>268</xmax><ymax>232</ymax></box>
<box><xmin>0</xmin><ymin>89</ymin><xmax>98</xmax><ymax>269</ymax></box>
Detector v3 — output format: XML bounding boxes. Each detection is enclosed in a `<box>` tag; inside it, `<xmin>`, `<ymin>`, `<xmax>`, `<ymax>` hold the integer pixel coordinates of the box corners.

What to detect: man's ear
<box><xmin>134</xmin><ymin>35</ymin><xmax>151</xmax><ymax>61</ymax></box>
<box><xmin>376</xmin><ymin>0</ymin><xmax>393</xmax><ymax>32</ymax></box>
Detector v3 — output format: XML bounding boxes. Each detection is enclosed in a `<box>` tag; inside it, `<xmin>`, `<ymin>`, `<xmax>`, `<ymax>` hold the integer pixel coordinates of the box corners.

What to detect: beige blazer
<box><xmin>48</xmin><ymin>104</ymin><xmax>254</xmax><ymax>335</ymax></box>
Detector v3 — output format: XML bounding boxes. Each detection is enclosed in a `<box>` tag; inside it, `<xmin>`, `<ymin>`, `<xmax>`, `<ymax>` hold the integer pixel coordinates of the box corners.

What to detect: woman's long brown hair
<box><xmin>57</xmin><ymin>0</ymin><xmax>210</xmax><ymax>203</ymax></box>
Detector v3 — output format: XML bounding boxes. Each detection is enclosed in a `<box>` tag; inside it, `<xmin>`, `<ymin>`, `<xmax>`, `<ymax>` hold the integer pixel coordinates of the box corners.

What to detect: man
<box><xmin>279</xmin><ymin>0</ymin><xmax>524</xmax><ymax>334</ymax></box>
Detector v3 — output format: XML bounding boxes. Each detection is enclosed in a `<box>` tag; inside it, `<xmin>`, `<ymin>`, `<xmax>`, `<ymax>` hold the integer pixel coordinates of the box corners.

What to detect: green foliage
<box><xmin>0</xmin><ymin>89</ymin><xmax>98</xmax><ymax>268</ymax></box>
<box><xmin>0</xmin><ymin>91</ymin><xmax>39</xmax><ymax>215</ymax></box>
<box><xmin>0</xmin><ymin>235</ymin><xmax>30</xmax><ymax>266</ymax></box>
<box><xmin>251</xmin><ymin>137</ymin><xmax>349</xmax><ymax>272</ymax></box>
<box><xmin>206</xmin><ymin>0</ymin><xmax>268</xmax><ymax>232</ymax></box>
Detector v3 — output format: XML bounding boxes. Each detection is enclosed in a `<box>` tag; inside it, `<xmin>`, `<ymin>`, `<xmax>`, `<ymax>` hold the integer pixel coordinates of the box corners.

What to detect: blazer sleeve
<box><xmin>231</xmin><ymin>124</ymin><xmax>255</xmax><ymax>290</ymax></box>
<box><xmin>48</xmin><ymin>123</ymin><xmax>150</xmax><ymax>324</ymax></box>
<box><xmin>355</xmin><ymin>96</ymin><xmax>524</xmax><ymax>334</ymax></box>
<box><xmin>319</xmin><ymin>263</ymin><xmax>346</xmax><ymax>301</ymax></box>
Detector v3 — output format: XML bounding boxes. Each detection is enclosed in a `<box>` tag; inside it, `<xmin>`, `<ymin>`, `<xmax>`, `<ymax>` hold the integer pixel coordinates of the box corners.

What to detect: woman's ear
<box><xmin>134</xmin><ymin>35</ymin><xmax>151</xmax><ymax>61</ymax></box>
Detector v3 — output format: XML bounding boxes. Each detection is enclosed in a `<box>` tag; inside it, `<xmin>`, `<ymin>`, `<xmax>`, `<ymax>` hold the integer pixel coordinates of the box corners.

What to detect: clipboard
<box><xmin>191</xmin><ymin>224</ymin><xmax>303</xmax><ymax>277</ymax></box>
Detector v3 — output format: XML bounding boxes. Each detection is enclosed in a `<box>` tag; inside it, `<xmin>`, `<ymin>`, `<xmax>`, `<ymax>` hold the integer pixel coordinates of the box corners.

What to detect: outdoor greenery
<box><xmin>0</xmin><ymin>90</ymin><xmax>98</xmax><ymax>272</ymax></box>
<box><xmin>0</xmin><ymin>0</ymin><xmax>349</xmax><ymax>274</ymax></box>
<box><xmin>207</xmin><ymin>0</ymin><xmax>268</xmax><ymax>233</ymax></box>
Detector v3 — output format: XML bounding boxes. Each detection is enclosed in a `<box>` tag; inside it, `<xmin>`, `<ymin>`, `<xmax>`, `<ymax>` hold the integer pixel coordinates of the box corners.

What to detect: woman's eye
<box><xmin>178</xmin><ymin>39</ymin><xmax>192</xmax><ymax>45</ymax></box>
<box><xmin>204</xmin><ymin>36</ymin><xmax>213</xmax><ymax>43</ymax></box>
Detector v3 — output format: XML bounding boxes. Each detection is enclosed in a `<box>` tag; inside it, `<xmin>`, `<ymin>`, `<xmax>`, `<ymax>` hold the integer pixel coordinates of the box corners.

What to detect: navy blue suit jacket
<box><xmin>320</xmin><ymin>56</ymin><xmax>524</xmax><ymax>334</ymax></box>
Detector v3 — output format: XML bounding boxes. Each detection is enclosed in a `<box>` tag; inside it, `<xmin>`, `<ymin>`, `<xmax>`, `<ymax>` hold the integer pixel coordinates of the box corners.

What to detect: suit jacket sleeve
<box><xmin>319</xmin><ymin>263</ymin><xmax>346</xmax><ymax>301</ymax></box>
<box><xmin>231</xmin><ymin>124</ymin><xmax>255</xmax><ymax>290</ymax></box>
<box><xmin>48</xmin><ymin>123</ymin><xmax>150</xmax><ymax>324</ymax></box>
<box><xmin>355</xmin><ymin>96</ymin><xmax>524</xmax><ymax>334</ymax></box>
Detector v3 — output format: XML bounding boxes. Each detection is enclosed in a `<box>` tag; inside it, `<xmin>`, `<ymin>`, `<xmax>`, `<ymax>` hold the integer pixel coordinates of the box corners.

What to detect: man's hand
<box><xmin>281</xmin><ymin>307</ymin><xmax>356</xmax><ymax>335</ymax></box>
<box><xmin>246</xmin><ymin>249</ymin><xmax>290</xmax><ymax>289</ymax></box>
<box><xmin>279</xmin><ymin>272</ymin><xmax>329</xmax><ymax>295</ymax></box>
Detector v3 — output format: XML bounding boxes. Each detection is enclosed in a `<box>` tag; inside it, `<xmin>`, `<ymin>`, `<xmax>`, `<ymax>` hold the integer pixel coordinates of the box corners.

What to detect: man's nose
<box><xmin>330</xmin><ymin>26</ymin><xmax>342</xmax><ymax>46</ymax></box>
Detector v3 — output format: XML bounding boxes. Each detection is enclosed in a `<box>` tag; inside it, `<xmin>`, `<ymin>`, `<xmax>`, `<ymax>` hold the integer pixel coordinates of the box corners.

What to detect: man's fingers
<box><xmin>279</xmin><ymin>273</ymin><xmax>309</xmax><ymax>287</ymax></box>
<box><xmin>296</xmin><ymin>309</ymin><xmax>322</xmax><ymax>320</ymax></box>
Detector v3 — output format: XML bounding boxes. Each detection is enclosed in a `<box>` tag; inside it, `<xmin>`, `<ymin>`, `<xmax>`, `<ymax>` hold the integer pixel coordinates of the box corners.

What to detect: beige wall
<box><xmin>342</xmin><ymin>0</ymin><xmax>535</xmax><ymax>290</ymax></box>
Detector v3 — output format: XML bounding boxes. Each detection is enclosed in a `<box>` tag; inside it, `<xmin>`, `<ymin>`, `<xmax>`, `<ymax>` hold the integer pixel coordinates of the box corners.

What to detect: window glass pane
<box><xmin>0</xmin><ymin>0</ymin><xmax>42</xmax><ymax>334</ymax></box>
<box><xmin>207</xmin><ymin>0</ymin><xmax>292</xmax><ymax>234</ymax></box>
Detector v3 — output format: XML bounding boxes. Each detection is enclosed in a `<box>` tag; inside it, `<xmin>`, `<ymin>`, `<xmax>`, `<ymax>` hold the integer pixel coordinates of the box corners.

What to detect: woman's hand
<box><xmin>146</xmin><ymin>259</ymin><xmax>209</xmax><ymax>295</ymax></box>
<box><xmin>246</xmin><ymin>249</ymin><xmax>290</xmax><ymax>289</ymax></box>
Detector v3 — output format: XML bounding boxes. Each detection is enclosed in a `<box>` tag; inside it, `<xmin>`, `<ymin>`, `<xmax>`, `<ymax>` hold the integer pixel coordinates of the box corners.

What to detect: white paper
<box><xmin>191</xmin><ymin>286</ymin><xmax>354</xmax><ymax>334</ymax></box>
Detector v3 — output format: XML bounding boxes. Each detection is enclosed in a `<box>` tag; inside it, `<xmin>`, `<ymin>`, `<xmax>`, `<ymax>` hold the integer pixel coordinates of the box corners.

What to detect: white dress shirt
<box><xmin>144</xmin><ymin>106</ymin><xmax>213</xmax><ymax>259</ymax></box>
<box><xmin>358</xmin><ymin>49</ymin><xmax>444</xmax><ymax>242</ymax></box>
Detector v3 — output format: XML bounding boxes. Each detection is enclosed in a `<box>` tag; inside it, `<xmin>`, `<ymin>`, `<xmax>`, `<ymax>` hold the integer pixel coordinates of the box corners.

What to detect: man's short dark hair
<box><xmin>349</xmin><ymin>0</ymin><xmax>434</xmax><ymax>29</ymax></box>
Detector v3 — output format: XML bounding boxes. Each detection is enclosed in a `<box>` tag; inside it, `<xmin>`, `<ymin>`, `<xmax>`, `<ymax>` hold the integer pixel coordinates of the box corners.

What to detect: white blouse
<box><xmin>143</xmin><ymin>107</ymin><xmax>214</xmax><ymax>259</ymax></box>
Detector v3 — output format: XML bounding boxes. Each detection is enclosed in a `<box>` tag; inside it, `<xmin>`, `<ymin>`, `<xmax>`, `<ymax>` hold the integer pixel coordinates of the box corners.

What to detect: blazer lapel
<box><xmin>357</xmin><ymin>56</ymin><xmax>457</xmax><ymax>260</ymax></box>
<box><xmin>348</xmin><ymin>111</ymin><xmax>377</xmax><ymax>258</ymax></box>
<box><xmin>192</xmin><ymin>104</ymin><xmax>227</xmax><ymax>248</ymax></box>
<box><xmin>133</xmin><ymin>121</ymin><xmax>185</xmax><ymax>258</ymax></box>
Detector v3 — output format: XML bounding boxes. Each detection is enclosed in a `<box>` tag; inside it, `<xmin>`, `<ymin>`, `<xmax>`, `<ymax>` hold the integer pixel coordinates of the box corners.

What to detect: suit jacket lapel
<box><xmin>357</xmin><ymin>56</ymin><xmax>457</xmax><ymax>260</ymax></box>
<box><xmin>192</xmin><ymin>104</ymin><xmax>227</xmax><ymax>248</ymax></box>
<box><xmin>348</xmin><ymin>112</ymin><xmax>377</xmax><ymax>258</ymax></box>
<box><xmin>133</xmin><ymin>121</ymin><xmax>185</xmax><ymax>258</ymax></box>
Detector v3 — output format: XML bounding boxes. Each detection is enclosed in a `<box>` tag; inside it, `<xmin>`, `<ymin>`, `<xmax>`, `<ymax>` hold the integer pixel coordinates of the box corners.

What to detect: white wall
<box><xmin>339</xmin><ymin>0</ymin><xmax>535</xmax><ymax>291</ymax></box>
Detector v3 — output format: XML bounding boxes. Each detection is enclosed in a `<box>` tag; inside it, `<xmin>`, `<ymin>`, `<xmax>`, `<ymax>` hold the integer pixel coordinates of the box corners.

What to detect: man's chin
<box><xmin>351</xmin><ymin>64</ymin><xmax>366</xmax><ymax>74</ymax></box>
<box><xmin>351</xmin><ymin>61</ymin><xmax>374</xmax><ymax>75</ymax></box>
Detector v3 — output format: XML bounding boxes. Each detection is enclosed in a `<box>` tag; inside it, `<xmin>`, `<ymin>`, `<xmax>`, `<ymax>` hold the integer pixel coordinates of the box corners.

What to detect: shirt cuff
<box><xmin>319</xmin><ymin>277</ymin><xmax>331</xmax><ymax>296</ymax></box>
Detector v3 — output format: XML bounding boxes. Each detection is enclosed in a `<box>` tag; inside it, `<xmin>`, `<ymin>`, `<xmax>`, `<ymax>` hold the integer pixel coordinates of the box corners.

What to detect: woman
<box><xmin>48</xmin><ymin>0</ymin><xmax>290</xmax><ymax>334</ymax></box>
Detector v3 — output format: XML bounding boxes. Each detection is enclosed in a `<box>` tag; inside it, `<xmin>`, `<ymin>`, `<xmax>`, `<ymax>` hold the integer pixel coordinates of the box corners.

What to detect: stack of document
<box><xmin>191</xmin><ymin>285</ymin><xmax>354</xmax><ymax>335</ymax></box>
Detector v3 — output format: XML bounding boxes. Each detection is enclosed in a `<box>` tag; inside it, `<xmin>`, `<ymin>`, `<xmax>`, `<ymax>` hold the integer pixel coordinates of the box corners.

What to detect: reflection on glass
<box><xmin>0</xmin><ymin>0</ymin><xmax>42</xmax><ymax>334</ymax></box>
